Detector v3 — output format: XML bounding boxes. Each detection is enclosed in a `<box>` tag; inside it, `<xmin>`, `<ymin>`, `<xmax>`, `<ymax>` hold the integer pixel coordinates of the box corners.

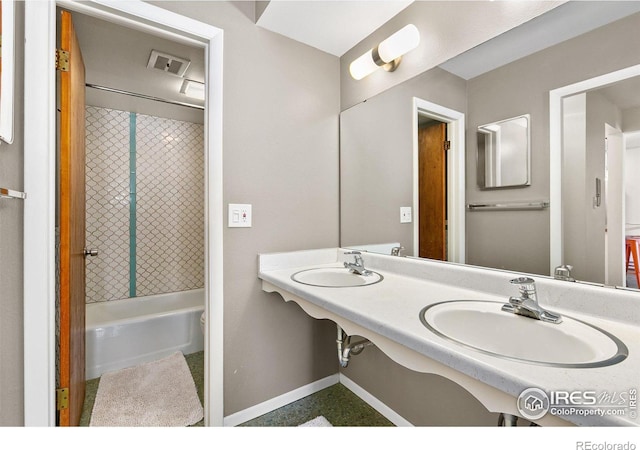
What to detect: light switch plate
<box><xmin>400</xmin><ymin>207</ymin><xmax>412</xmax><ymax>223</ymax></box>
<box><xmin>228</xmin><ymin>204</ymin><xmax>252</xmax><ymax>227</ymax></box>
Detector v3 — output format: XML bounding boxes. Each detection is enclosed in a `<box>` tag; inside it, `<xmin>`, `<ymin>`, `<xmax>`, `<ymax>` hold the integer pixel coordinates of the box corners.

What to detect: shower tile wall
<box><xmin>85</xmin><ymin>106</ymin><xmax>204</xmax><ymax>303</ymax></box>
<box><xmin>136</xmin><ymin>115</ymin><xmax>205</xmax><ymax>297</ymax></box>
<box><xmin>85</xmin><ymin>107</ymin><xmax>131</xmax><ymax>302</ymax></box>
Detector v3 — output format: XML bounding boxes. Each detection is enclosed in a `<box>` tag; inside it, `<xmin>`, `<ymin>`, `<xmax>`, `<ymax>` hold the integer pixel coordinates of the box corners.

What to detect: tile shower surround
<box><xmin>84</xmin><ymin>106</ymin><xmax>204</xmax><ymax>303</ymax></box>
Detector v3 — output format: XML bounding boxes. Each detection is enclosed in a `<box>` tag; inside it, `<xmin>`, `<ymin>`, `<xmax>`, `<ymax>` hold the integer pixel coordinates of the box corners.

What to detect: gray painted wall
<box><xmin>151</xmin><ymin>1</ymin><xmax>340</xmax><ymax>416</ymax></box>
<box><xmin>623</xmin><ymin>106</ymin><xmax>640</xmax><ymax>132</ymax></box>
<box><xmin>341</xmin><ymin>348</ymin><xmax>499</xmax><ymax>426</ymax></box>
<box><xmin>0</xmin><ymin>2</ymin><xmax>24</xmax><ymax>426</ymax></box>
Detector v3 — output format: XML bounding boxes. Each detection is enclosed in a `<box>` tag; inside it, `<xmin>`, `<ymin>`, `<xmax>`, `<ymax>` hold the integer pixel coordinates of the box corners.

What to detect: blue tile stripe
<box><xmin>129</xmin><ymin>112</ymin><xmax>137</xmax><ymax>298</ymax></box>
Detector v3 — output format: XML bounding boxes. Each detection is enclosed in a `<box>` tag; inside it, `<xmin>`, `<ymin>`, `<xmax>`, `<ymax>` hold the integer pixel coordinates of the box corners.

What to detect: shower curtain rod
<box><xmin>86</xmin><ymin>83</ymin><xmax>205</xmax><ymax>110</ymax></box>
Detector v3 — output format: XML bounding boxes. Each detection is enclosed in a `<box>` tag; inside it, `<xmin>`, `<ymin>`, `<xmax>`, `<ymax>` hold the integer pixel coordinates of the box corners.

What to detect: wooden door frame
<box><xmin>24</xmin><ymin>0</ymin><xmax>224</xmax><ymax>426</ymax></box>
<box><xmin>412</xmin><ymin>98</ymin><xmax>466</xmax><ymax>264</ymax></box>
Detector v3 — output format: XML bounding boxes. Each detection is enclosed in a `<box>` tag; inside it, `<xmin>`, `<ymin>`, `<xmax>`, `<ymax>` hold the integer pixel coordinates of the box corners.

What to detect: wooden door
<box><xmin>59</xmin><ymin>10</ymin><xmax>86</xmax><ymax>427</ymax></box>
<box><xmin>418</xmin><ymin>122</ymin><xmax>447</xmax><ymax>260</ymax></box>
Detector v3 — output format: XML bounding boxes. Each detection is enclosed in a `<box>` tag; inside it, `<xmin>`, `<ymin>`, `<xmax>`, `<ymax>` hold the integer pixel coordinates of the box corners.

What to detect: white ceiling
<box><xmin>256</xmin><ymin>0</ymin><xmax>414</xmax><ymax>57</ymax></box>
<box><xmin>440</xmin><ymin>1</ymin><xmax>640</xmax><ymax>80</ymax></box>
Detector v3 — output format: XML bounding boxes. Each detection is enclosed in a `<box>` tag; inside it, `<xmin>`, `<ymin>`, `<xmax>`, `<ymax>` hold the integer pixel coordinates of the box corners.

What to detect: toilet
<box><xmin>200</xmin><ymin>312</ymin><xmax>205</xmax><ymax>335</ymax></box>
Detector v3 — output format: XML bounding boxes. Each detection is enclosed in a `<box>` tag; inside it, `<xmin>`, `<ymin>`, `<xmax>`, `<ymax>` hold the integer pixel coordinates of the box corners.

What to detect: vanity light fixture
<box><xmin>180</xmin><ymin>79</ymin><xmax>205</xmax><ymax>101</ymax></box>
<box><xmin>349</xmin><ymin>24</ymin><xmax>420</xmax><ymax>80</ymax></box>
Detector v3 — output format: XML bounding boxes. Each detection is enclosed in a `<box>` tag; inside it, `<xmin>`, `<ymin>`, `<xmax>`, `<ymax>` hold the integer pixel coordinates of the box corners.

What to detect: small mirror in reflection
<box><xmin>477</xmin><ymin>114</ymin><xmax>530</xmax><ymax>189</ymax></box>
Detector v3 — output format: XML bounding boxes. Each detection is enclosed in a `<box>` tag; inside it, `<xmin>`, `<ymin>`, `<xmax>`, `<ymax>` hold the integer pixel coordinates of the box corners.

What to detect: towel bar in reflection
<box><xmin>467</xmin><ymin>201</ymin><xmax>549</xmax><ymax>211</ymax></box>
<box><xmin>0</xmin><ymin>187</ymin><xmax>27</xmax><ymax>200</ymax></box>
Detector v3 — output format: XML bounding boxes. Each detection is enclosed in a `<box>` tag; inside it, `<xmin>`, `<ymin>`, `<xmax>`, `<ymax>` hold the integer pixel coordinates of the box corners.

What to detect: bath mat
<box><xmin>90</xmin><ymin>351</ymin><xmax>203</xmax><ymax>427</ymax></box>
<box><xmin>298</xmin><ymin>416</ymin><xmax>333</xmax><ymax>427</ymax></box>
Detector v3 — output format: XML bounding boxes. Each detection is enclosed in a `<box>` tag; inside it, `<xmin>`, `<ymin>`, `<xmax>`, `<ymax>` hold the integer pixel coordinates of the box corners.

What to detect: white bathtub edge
<box><xmin>85</xmin><ymin>289</ymin><xmax>204</xmax><ymax>380</ymax></box>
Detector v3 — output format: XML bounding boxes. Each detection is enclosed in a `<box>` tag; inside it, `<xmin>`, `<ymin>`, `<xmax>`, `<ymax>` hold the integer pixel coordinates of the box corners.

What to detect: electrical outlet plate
<box><xmin>228</xmin><ymin>204</ymin><xmax>252</xmax><ymax>227</ymax></box>
<box><xmin>400</xmin><ymin>207</ymin><xmax>412</xmax><ymax>223</ymax></box>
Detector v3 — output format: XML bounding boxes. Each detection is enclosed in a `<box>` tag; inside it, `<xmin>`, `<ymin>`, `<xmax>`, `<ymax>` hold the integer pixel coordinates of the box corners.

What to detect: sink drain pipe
<box><xmin>498</xmin><ymin>413</ymin><xmax>519</xmax><ymax>426</ymax></box>
<box><xmin>336</xmin><ymin>324</ymin><xmax>373</xmax><ymax>368</ymax></box>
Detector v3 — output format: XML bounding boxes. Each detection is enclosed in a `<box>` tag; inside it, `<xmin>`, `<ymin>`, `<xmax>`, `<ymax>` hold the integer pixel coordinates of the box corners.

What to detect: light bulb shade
<box><xmin>349</xmin><ymin>50</ymin><xmax>379</xmax><ymax>81</ymax></box>
<box><xmin>180</xmin><ymin>79</ymin><xmax>205</xmax><ymax>100</ymax></box>
<box><xmin>377</xmin><ymin>24</ymin><xmax>420</xmax><ymax>63</ymax></box>
<box><xmin>349</xmin><ymin>24</ymin><xmax>420</xmax><ymax>80</ymax></box>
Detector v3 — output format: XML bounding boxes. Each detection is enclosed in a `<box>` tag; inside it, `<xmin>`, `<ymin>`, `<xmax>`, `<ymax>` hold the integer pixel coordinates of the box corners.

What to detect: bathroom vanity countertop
<box><xmin>259</xmin><ymin>248</ymin><xmax>640</xmax><ymax>427</ymax></box>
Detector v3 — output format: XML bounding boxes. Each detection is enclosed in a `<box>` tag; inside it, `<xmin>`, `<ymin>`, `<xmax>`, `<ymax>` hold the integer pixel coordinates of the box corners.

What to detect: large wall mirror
<box><xmin>340</xmin><ymin>1</ymin><xmax>640</xmax><ymax>292</ymax></box>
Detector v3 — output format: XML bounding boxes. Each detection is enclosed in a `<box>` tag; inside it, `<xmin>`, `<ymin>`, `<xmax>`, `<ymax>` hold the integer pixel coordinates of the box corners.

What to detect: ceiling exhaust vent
<box><xmin>147</xmin><ymin>50</ymin><xmax>191</xmax><ymax>77</ymax></box>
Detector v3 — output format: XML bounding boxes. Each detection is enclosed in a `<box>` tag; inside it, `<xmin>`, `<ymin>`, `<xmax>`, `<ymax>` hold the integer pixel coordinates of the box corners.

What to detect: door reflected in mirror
<box><xmin>418</xmin><ymin>119</ymin><xmax>447</xmax><ymax>260</ymax></box>
<box><xmin>477</xmin><ymin>115</ymin><xmax>530</xmax><ymax>189</ymax></box>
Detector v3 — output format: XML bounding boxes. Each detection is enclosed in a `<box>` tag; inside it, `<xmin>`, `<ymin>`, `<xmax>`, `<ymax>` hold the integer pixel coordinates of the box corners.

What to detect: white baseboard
<box><xmin>339</xmin><ymin>373</ymin><xmax>414</xmax><ymax>427</ymax></box>
<box><xmin>223</xmin><ymin>372</ymin><xmax>412</xmax><ymax>427</ymax></box>
<box><xmin>223</xmin><ymin>373</ymin><xmax>339</xmax><ymax>427</ymax></box>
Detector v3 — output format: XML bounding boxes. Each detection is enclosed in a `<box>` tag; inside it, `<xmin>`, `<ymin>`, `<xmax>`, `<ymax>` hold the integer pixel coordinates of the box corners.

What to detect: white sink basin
<box><xmin>420</xmin><ymin>300</ymin><xmax>627</xmax><ymax>368</ymax></box>
<box><xmin>291</xmin><ymin>267</ymin><xmax>383</xmax><ymax>287</ymax></box>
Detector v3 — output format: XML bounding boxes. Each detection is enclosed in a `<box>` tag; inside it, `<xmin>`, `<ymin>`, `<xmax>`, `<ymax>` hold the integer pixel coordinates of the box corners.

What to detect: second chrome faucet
<box><xmin>502</xmin><ymin>277</ymin><xmax>562</xmax><ymax>324</ymax></box>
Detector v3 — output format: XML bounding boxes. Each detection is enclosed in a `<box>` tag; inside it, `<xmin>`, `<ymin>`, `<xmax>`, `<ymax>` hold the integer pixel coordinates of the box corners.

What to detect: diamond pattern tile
<box><xmin>135</xmin><ymin>114</ymin><xmax>204</xmax><ymax>296</ymax></box>
<box><xmin>84</xmin><ymin>107</ymin><xmax>204</xmax><ymax>303</ymax></box>
<box><xmin>85</xmin><ymin>106</ymin><xmax>131</xmax><ymax>303</ymax></box>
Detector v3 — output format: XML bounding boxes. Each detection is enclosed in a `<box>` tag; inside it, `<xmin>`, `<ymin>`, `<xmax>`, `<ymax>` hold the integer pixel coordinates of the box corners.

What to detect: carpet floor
<box><xmin>81</xmin><ymin>351</ymin><xmax>392</xmax><ymax>427</ymax></box>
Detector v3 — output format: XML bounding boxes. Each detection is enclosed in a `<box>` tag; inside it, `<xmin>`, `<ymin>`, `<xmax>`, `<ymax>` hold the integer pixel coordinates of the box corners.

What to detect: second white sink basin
<box><xmin>291</xmin><ymin>267</ymin><xmax>383</xmax><ymax>287</ymax></box>
<box><xmin>420</xmin><ymin>300</ymin><xmax>627</xmax><ymax>368</ymax></box>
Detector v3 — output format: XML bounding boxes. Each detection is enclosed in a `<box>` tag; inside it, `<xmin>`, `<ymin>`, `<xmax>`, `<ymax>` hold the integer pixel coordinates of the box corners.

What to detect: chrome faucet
<box><xmin>391</xmin><ymin>246</ymin><xmax>404</xmax><ymax>256</ymax></box>
<box><xmin>343</xmin><ymin>251</ymin><xmax>371</xmax><ymax>276</ymax></box>
<box><xmin>501</xmin><ymin>277</ymin><xmax>562</xmax><ymax>324</ymax></box>
<box><xmin>554</xmin><ymin>264</ymin><xmax>575</xmax><ymax>282</ymax></box>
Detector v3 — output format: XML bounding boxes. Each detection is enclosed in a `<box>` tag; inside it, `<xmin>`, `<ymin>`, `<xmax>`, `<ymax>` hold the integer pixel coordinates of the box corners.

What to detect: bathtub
<box><xmin>85</xmin><ymin>288</ymin><xmax>204</xmax><ymax>380</ymax></box>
